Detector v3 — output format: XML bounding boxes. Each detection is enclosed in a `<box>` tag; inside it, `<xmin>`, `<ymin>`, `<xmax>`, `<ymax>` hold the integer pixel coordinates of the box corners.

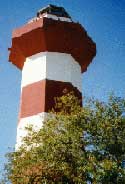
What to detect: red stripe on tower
<box><xmin>9</xmin><ymin>5</ymin><xmax>96</xmax><ymax>148</ymax></box>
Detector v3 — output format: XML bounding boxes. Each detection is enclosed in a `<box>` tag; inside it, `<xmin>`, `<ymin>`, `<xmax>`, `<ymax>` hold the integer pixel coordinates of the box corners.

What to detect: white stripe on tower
<box><xmin>21</xmin><ymin>52</ymin><xmax>82</xmax><ymax>91</ymax></box>
<box><xmin>16</xmin><ymin>112</ymin><xmax>48</xmax><ymax>149</ymax></box>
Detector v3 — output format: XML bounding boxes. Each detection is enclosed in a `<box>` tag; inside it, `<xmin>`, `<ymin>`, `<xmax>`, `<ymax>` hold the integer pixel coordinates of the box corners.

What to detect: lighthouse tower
<box><xmin>9</xmin><ymin>5</ymin><xmax>96</xmax><ymax>148</ymax></box>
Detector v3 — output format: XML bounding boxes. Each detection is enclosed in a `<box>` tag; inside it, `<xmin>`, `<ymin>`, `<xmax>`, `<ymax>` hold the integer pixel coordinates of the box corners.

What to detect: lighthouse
<box><xmin>9</xmin><ymin>5</ymin><xmax>96</xmax><ymax>148</ymax></box>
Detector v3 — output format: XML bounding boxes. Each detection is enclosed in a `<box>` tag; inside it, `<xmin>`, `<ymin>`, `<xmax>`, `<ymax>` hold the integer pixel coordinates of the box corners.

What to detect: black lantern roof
<box><xmin>37</xmin><ymin>4</ymin><xmax>71</xmax><ymax>18</ymax></box>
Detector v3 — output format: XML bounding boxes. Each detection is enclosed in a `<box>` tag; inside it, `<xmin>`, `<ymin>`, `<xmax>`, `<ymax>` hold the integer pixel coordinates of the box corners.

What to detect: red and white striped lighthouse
<box><xmin>9</xmin><ymin>5</ymin><xmax>96</xmax><ymax>148</ymax></box>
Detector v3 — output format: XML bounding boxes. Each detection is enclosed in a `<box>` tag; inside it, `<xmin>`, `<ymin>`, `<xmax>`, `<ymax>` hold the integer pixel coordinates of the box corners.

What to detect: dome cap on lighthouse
<box><xmin>37</xmin><ymin>4</ymin><xmax>71</xmax><ymax>18</ymax></box>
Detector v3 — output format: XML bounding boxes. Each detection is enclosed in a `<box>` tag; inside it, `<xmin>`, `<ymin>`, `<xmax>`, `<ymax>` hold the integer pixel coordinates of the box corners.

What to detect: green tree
<box><xmin>1</xmin><ymin>93</ymin><xmax>125</xmax><ymax>184</ymax></box>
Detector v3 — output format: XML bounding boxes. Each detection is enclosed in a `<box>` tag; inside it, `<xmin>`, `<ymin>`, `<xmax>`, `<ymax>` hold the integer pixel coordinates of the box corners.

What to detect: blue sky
<box><xmin>0</xmin><ymin>0</ymin><xmax>125</xmax><ymax>177</ymax></box>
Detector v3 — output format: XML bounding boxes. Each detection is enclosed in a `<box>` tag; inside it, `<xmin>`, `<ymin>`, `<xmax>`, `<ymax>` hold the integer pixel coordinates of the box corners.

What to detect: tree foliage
<box><xmin>1</xmin><ymin>93</ymin><xmax>125</xmax><ymax>184</ymax></box>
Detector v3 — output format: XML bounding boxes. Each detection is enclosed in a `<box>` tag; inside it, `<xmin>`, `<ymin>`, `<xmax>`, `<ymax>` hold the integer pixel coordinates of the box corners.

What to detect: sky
<box><xmin>0</xmin><ymin>0</ymin><xmax>125</xmax><ymax>178</ymax></box>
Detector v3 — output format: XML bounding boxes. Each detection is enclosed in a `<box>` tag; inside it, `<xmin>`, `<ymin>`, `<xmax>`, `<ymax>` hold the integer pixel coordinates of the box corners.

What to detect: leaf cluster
<box><xmin>1</xmin><ymin>93</ymin><xmax>125</xmax><ymax>184</ymax></box>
